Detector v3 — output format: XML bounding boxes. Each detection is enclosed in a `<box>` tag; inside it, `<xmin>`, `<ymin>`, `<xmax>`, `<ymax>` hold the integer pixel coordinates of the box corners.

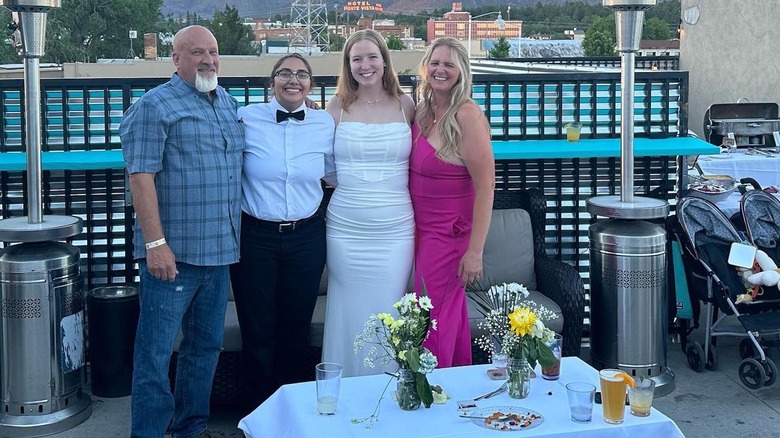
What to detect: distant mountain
<box><xmin>162</xmin><ymin>0</ymin><xmax>601</xmax><ymax>19</ymax></box>
<box><xmin>386</xmin><ymin>0</ymin><xmax>598</xmax><ymax>15</ymax></box>
<box><xmin>162</xmin><ymin>0</ymin><xmax>358</xmax><ymax>19</ymax></box>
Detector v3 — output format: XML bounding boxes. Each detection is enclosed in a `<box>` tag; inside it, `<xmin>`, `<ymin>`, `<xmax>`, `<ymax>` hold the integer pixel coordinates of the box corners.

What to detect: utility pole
<box><xmin>334</xmin><ymin>4</ymin><xmax>339</xmax><ymax>51</ymax></box>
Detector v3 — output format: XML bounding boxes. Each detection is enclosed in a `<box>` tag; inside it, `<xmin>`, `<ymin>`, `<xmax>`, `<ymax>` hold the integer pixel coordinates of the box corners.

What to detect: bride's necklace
<box><xmin>358</xmin><ymin>95</ymin><xmax>383</xmax><ymax>104</ymax></box>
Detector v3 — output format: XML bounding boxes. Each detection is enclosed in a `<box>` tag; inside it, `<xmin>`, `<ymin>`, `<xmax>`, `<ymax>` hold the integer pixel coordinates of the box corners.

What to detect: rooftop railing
<box><xmin>0</xmin><ymin>71</ymin><xmax>690</xmax><ymax>326</ymax></box>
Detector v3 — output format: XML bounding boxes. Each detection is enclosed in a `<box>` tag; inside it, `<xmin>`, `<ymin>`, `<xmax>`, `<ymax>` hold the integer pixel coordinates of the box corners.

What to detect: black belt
<box><xmin>243</xmin><ymin>212</ymin><xmax>316</xmax><ymax>233</ymax></box>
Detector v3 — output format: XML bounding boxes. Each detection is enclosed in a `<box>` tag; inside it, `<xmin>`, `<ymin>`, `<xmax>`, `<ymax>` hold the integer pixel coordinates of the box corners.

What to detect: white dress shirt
<box><xmin>238</xmin><ymin>98</ymin><xmax>335</xmax><ymax>221</ymax></box>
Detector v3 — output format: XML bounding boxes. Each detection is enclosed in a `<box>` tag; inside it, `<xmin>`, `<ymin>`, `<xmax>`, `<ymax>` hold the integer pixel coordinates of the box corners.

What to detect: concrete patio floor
<box><xmin>52</xmin><ymin>324</ymin><xmax>780</xmax><ymax>437</ymax></box>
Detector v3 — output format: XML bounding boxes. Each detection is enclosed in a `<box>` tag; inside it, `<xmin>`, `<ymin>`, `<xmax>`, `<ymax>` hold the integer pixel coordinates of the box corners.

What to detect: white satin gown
<box><xmin>322</xmin><ymin>119</ymin><xmax>415</xmax><ymax>378</ymax></box>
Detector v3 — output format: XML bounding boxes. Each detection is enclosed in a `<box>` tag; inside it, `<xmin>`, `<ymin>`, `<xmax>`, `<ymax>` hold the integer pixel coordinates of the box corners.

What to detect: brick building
<box><xmin>426</xmin><ymin>2</ymin><xmax>522</xmax><ymax>54</ymax></box>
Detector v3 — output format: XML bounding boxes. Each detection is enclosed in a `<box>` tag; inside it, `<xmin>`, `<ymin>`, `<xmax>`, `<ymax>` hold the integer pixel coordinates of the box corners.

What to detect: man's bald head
<box><xmin>172</xmin><ymin>25</ymin><xmax>220</xmax><ymax>91</ymax></box>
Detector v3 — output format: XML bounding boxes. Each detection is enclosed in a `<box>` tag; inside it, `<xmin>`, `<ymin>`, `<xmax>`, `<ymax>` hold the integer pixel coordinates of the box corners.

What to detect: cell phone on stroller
<box><xmin>594</xmin><ymin>392</ymin><xmax>629</xmax><ymax>405</ymax></box>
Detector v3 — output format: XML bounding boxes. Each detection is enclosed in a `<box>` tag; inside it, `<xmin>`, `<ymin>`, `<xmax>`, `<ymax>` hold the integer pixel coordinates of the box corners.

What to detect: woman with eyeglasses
<box><xmin>230</xmin><ymin>53</ymin><xmax>335</xmax><ymax>410</ymax></box>
<box><xmin>321</xmin><ymin>29</ymin><xmax>416</xmax><ymax>377</ymax></box>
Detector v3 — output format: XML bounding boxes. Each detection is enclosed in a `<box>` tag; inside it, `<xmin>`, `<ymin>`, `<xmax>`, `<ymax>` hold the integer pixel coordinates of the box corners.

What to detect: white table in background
<box><xmin>697</xmin><ymin>152</ymin><xmax>780</xmax><ymax>189</ymax></box>
<box><xmin>238</xmin><ymin>357</ymin><xmax>684</xmax><ymax>438</ymax></box>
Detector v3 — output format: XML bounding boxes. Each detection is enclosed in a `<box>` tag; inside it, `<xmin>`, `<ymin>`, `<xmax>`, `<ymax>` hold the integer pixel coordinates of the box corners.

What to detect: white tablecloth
<box><xmin>238</xmin><ymin>357</ymin><xmax>684</xmax><ymax>438</ymax></box>
<box><xmin>697</xmin><ymin>152</ymin><xmax>780</xmax><ymax>189</ymax></box>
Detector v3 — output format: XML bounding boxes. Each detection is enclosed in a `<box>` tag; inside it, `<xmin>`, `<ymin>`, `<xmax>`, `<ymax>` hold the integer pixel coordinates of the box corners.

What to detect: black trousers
<box><xmin>229</xmin><ymin>213</ymin><xmax>326</xmax><ymax>410</ymax></box>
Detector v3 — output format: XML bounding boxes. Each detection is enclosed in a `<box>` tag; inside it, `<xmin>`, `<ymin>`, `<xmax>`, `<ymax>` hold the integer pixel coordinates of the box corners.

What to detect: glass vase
<box><xmin>507</xmin><ymin>357</ymin><xmax>531</xmax><ymax>399</ymax></box>
<box><xmin>396</xmin><ymin>368</ymin><xmax>422</xmax><ymax>411</ymax></box>
<box><xmin>491</xmin><ymin>336</ymin><xmax>508</xmax><ymax>379</ymax></box>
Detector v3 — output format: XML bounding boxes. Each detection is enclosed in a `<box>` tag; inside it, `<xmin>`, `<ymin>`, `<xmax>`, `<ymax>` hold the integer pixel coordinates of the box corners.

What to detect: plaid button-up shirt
<box><xmin>121</xmin><ymin>73</ymin><xmax>244</xmax><ymax>266</ymax></box>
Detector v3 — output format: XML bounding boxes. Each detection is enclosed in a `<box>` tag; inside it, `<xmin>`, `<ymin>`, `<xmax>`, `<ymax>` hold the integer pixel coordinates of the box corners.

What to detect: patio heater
<box><xmin>0</xmin><ymin>0</ymin><xmax>91</xmax><ymax>436</ymax></box>
<box><xmin>586</xmin><ymin>0</ymin><xmax>675</xmax><ymax>397</ymax></box>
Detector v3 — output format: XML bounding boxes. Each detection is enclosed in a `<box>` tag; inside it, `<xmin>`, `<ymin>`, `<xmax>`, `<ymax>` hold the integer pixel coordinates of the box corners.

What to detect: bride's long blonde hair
<box><xmin>416</xmin><ymin>38</ymin><xmax>475</xmax><ymax>162</ymax></box>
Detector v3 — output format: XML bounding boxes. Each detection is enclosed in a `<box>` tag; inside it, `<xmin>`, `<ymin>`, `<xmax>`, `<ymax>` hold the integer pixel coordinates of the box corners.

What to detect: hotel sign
<box><xmin>344</xmin><ymin>1</ymin><xmax>383</xmax><ymax>12</ymax></box>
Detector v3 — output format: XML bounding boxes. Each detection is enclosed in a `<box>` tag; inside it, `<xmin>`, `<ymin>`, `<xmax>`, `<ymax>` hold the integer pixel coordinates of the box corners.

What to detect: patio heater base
<box><xmin>0</xmin><ymin>396</ymin><xmax>91</xmax><ymax>438</ymax></box>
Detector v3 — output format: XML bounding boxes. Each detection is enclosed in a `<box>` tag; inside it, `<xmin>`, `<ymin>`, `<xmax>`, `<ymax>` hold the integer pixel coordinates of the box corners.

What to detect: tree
<box><xmin>643</xmin><ymin>17</ymin><xmax>672</xmax><ymax>40</ymax></box>
<box><xmin>209</xmin><ymin>5</ymin><xmax>255</xmax><ymax>55</ymax></box>
<box><xmin>582</xmin><ymin>30</ymin><xmax>615</xmax><ymax>56</ymax></box>
<box><xmin>328</xmin><ymin>32</ymin><xmax>345</xmax><ymax>52</ymax></box>
<box><xmin>1</xmin><ymin>9</ymin><xmax>22</xmax><ymax>64</ymax></box>
<box><xmin>582</xmin><ymin>15</ymin><xmax>616</xmax><ymax>56</ymax></box>
<box><xmin>44</xmin><ymin>0</ymin><xmax>163</xmax><ymax>63</ymax></box>
<box><xmin>386</xmin><ymin>34</ymin><xmax>404</xmax><ymax>50</ymax></box>
<box><xmin>488</xmin><ymin>36</ymin><xmax>510</xmax><ymax>59</ymax></box>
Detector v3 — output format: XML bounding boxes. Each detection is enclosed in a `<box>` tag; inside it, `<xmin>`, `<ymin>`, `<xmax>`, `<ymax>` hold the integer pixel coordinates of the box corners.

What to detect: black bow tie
<box><xmin>276</xmin><ymin>109</ymin><xmax>305</xmax><ymax>123</ymax></box>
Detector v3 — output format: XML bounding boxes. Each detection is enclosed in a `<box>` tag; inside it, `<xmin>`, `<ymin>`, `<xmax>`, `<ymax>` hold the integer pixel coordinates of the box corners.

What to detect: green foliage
<box><xmin>582</xmin><ymin>13</ymin><xmax>673</xmax><ymax>56</ymax></box>
<box><xmin>0</xmin><ymin>9</ymin><xmax>21</xmax><ymax>64</ymax></box>
<box><xmin>464</xmin><ymin>1</ymin><xmax>678</xmax><ymax>41</ymax></box>
<box><xmin>582</xmin><ymin>15</ymin><xmax>615</xmax><ymax>56</ymax></box>
<box><xmin>208</xmin><ymin>5</ymin><xmax>255</xmax><ymax>55</ymax></box>
<box><xmin>488</xmin><ymin>36</ymin><xmax>510</xmax><ymax>59</ymax></box>
<box><xmin>643</xmin><ymin>17</ymin><xmax>672</xmax><ymax>40</ymax></box>
<box><xmin>328</xmin><ymin>32</ymin><xmax>345</xmax><ymax>52</ymax></box>
<box><xmin>386</xmin><ymin>34</ymin><xmax>404</xmax><ymax>50</ymax></box>
<box><xmin>582</xmin><ymin>30</ymin><xmax>615</xmax><ymax>56</ymax></box>
<box><xmin>44</xmin><ymin>0</ymin><xmax>164</xmax><ymax>63</ymax></box>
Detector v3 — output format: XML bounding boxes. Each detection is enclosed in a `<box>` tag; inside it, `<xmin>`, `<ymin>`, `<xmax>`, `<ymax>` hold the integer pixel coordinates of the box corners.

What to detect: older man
<box><xmin>120</xmin><ymin>25</ymin><xmax>243</xmax><ymax>438</ymax></box>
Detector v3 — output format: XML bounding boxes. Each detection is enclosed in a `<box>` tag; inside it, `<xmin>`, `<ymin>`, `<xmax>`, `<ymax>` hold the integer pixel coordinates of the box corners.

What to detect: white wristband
<box><xmin>145</xmin><ymin>238</ymin><xmax>167</xmax><ymax>250</ymax></box>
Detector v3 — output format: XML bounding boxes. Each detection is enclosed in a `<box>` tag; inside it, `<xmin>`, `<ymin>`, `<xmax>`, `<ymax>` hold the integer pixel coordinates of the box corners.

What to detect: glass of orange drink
<box><xmin>627</xmin><ymin>377</ymin><xmax>656</xmax><ymax>417</ymax></box>
<box><xmin>598</xmin><ymin>369</ymin><xmax>635</xmax><ymax>424</ymax></box>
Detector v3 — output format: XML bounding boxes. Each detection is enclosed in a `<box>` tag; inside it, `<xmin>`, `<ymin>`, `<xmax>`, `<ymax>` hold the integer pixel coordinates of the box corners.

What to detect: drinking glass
<box><xmin>566</xmin><ymin>382</ymin><xmax>596</xmax><ymax>423</ymax></box>
<box><xmin>628</xmin><ymin>378</ymin><xmax>656</xmax><ymax>417</ymax></box>
<box><xmin>566</xmin><ymin>122</ymin><xmax>582</xmax><ymax>142</ymax></box>
<box><xmin>315</xmin><ymin>362</ymin><xmax>343</xmax><ymax>415</ymax></box>
<box><xmin>599</xmin><ymin>369</ymin><xmax>630</xmax><ymax>424</ymax></box>
<box><xmin>541</xmin><ymin>333</ymin><xmax>562</xmax><ymax>380</ymax></box>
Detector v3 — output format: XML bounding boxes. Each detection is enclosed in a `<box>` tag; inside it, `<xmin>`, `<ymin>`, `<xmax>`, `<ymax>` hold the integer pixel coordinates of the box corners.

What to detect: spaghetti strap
<box><xmin>339</xmin><ymin>108</ymin><xmax>344</xmax><ymax>123</ymax></box>
<box><xmin>401</xmin><ymin>104</ymin><xmax>407</xmax><ymax>123</ymax></box>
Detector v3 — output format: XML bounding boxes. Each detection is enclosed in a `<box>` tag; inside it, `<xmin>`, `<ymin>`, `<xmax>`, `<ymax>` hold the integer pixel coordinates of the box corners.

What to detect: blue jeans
<box><xmin>131</xmin><ymin>261</ymin><xmax>229</xmax><ymax>438</ymax></box>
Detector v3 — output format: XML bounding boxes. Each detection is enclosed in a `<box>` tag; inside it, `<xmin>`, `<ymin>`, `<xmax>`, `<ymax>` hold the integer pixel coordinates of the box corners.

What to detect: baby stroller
<box><xmin>677</xmin><ymin>196</ymin><xmax>780</xmax><ymax>388</ymax></box>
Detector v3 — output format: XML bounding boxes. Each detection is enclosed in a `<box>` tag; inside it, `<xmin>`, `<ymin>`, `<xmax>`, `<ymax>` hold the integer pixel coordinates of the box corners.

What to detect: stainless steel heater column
<box><xmin>586</xmin><ymin>0</ymin><xmax>675</xmax><ymax>397</ymax></box>
<box><xmin>0</xmin><ymin>1</ymin><xmax>91</xmax><ymax>436</ymax></box>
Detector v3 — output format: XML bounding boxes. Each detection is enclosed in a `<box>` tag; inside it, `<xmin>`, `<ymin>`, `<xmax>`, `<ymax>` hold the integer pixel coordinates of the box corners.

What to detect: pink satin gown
<box><xmin>409</xmin><ymin>122</ymin><xmax>475</xmax><ymax>368</ymax></box>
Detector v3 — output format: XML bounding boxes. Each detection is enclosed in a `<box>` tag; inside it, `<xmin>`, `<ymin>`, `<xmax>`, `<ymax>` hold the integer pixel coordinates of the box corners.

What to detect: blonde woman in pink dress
<box><xmin>410</xmin><ymin>38</ymin><xmax>495</xmax><ymax>368</ymax></box>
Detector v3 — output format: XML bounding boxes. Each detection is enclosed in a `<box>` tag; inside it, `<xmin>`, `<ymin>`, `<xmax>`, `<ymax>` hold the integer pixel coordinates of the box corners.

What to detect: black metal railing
<box><xmin>502</xmin><ymin>55</ymin><xmax>680</xmax><ymax>70</ymax></box>
<box><xmin>0</xmin><ymin>71</ymin><xmax>688</xmax><ymax>299</ymax></box>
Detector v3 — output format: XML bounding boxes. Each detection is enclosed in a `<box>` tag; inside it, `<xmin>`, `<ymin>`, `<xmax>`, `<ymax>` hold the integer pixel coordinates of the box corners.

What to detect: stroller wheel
<box><xmin>686</xmin><ymin>342</ymin><xmax>706</xmax><ymax>372</ymax></box>
<box><xmin>762</xmin><ymin>358</ymin><xmax>778</xmax><ymax>386</ymax></box>
<box><xmin>739</xmin><ymin>338</ymin><xmax>759</xmax><ymax>359</ymax></box>
<box><xmin>705</xmin><ymin>343</ymin><xmax>719</xmax><ymax>371</ymax></box>
<box><xmin>739</xmin><ymin>358</ymin><xmax>767</xmax><ymax>389</ymax></box>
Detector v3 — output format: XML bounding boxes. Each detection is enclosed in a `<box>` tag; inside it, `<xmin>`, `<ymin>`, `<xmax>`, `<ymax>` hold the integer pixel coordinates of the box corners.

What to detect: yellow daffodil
<box><xmin>509</xmin><ymin>307</ymin><xmax>536</xmax><ymax>337</ymax></box>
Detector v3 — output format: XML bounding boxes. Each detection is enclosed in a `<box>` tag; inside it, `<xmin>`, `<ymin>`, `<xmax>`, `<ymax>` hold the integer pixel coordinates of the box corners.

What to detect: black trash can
<box><xmin>87</xmin><ymin>285</ymin><xmax>140</xmax><ymax>398</ymax></box>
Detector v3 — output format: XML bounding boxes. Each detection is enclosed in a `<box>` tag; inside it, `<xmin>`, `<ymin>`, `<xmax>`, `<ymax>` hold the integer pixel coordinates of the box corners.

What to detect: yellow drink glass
<box><xmin>566</xmin><ymin>122</ymin><xmax>582</xmax><ymax>142</ymax></box>
<box><xmin>599</xmin><ymin>369</ymin><xmax>634</xmax><ymax>424</ymax></box>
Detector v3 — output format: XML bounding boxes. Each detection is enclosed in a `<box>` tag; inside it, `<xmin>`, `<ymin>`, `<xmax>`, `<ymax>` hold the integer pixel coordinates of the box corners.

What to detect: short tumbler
<box><xmin>566</xmin><ymin>382</ymin><xmax>596</xmax><ymax>423</ymax></box>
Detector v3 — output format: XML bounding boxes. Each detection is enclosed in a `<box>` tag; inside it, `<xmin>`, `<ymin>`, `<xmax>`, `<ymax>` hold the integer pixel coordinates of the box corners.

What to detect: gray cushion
<box><xmin>482</xmin><ymin>209</ymin><xmax>537</xmax><ymax>291</ymax></box>
<box><xmin>467</xmin><ymin>289</ymin><xmax>563</xmax><ymax>338</ymax></box>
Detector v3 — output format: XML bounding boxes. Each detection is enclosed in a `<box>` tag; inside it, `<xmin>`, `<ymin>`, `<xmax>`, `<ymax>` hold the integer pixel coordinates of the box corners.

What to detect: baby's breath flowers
<box><xmin>352</xmin><ymin>292</ymin><xmax>439</xmax><ymax>427</ymax></box>
<box><xmin>470</xmin><ymin>282</ymin><xmax>557</xmax><ymax>369</ymax></box>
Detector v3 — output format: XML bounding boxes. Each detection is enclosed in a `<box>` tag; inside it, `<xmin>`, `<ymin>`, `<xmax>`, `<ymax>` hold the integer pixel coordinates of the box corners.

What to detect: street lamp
<box><xmin>467</xmin><ymin>11</ymin><xmax>505</xmax><ymax>58</ymax></box>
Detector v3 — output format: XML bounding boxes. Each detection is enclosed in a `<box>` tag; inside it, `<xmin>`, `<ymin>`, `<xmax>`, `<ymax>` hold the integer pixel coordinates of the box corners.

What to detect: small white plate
<box><xmin>467</xmin><ymin>406</ymin><xmax>544</xmax><ymax>432</ymax></box>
